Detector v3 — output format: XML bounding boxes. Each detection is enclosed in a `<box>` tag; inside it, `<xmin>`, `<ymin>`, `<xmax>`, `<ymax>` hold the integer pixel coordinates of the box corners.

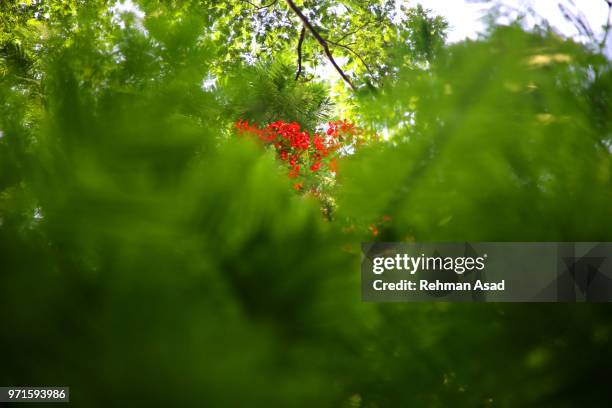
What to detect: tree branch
<box><xmin>600</xmin><ymin>0</ymin><xmax>612</xmax><ymax>50</ymax></box>
<box><xmin>558</xmin><ymin>3</ymin><xmax>595</xmax><ymax>41</ymax></box>
<box><xmin>335</xmin><ymin>19</ymin><xmax>376</xmax><ymax>43</ymax></box>
<box><xmin>284</xmin><ymin>0</ymin><xmax>355</xmax><ymax>90</ymax></box>
<box><xmin>241</xmin><ymin>0</ymin><xmax>277</xmax><ymax>11</ymax></box>
<box><xmin>326</xmin><ymin>38</ymin><xmax>374</xmax><ymax>77</ymax></box>
<box><xmin>295</xmin><ymin>26</ymin><xmax>306</xmax><ymax>80</ymax></box>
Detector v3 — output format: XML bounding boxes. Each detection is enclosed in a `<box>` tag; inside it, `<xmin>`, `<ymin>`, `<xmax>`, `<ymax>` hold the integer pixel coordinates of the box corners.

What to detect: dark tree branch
<box><xmin>284</xmin><ymin>0</ymin><xmax>356</xmax><ymax>90</ymax></box>
<box><xmin>295</xmin><ymin>26</ymin><xmax>306</xmax><ymax>80</ymax></box>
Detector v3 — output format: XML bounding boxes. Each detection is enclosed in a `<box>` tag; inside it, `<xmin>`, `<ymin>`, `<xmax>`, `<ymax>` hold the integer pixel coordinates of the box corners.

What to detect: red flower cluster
<box><xmin>234</xmin><ymin>118</ymin><xmax>356</xmax><ymax>180</ymax></box>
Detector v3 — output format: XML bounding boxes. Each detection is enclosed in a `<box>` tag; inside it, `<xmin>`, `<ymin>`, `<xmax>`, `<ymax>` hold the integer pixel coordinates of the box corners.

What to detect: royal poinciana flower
<box><xmin>234</xmin><ymin>118</ymin><xmax>357</xmax><ymax>181</ymax></box>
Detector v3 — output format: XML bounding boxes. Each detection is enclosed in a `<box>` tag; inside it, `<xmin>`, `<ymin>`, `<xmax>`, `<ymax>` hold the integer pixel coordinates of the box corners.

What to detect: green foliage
<box><xmin>1</xmin><ymin>2</ymin><xmax>612</xmax><ymax>408</ymax></box>
<box><xmin>222</xmin><ymin>59</ymin><xmax>333</xmax><ymax>130</ymax></box>
<box><xmin>342</xmin><ymin>25</ymin><xmax>612</xmax><ymax>242</ymax></box>
<box><xmin>1</xmin><ymin>7</ymin><xmax>366</xmax><ymax>406</ymax></box>
<box><xmin>202</xmin><ymin>0</ymin><xmax>447</xmax><ymax>86</ymax></box>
